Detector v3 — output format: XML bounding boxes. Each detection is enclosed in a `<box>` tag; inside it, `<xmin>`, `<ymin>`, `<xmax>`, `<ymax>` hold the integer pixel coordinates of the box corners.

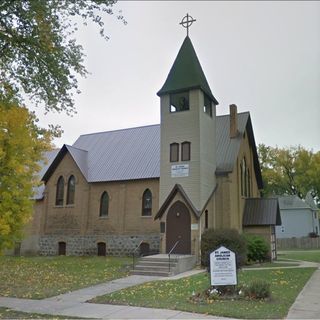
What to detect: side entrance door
<box><xmin>166</xmin><ymin>201</ymin><xmax>191</xmax><ymax>254</ymax></box>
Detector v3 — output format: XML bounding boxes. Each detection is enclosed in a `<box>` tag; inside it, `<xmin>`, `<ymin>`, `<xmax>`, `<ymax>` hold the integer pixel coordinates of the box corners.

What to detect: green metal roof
<box><xmin>157</xmin><ymin>36</ymin><xmax>218</xmax><ymax>104</ymax></box>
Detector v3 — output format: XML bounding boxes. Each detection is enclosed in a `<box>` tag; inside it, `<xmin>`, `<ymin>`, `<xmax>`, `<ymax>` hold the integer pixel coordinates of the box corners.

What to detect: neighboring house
<box><xmin>276</xmin><ymin>194</ymin><xmax>320</xmax><ymax>239</ymax></box>
<box><xmin>19</xmin><ymin>35</ymin><xmax>281</xmax><ymax>260</ymax></box>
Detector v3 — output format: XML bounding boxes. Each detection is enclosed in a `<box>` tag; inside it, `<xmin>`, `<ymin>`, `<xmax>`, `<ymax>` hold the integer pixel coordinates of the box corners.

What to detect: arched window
<box><xmin>56</xmin><ymin>176</ymin><xmax>64</xmax><ymax>206</ymax></box>
<box><xmin>66</xmin><ymin>175</ymin><xmax>75</xmax><ymax>205</ymax></box>
<box><xmin>181</xmin><ymin>141</ymin><xmax>191</xmax><ymax>161</ymax></box>
<box><xmin>247</xmin><ymin>169</ymin><xmax>251</xmax><ymax>197</ymax></box>
<box><xmin>100</xmin><ymin>192</ymin><xmax>109</xmax><ymax>217</ymax></box>
<box><xmin>170</xmin><ymin>143</ymin><xmax>179</xmax><ymax>162</ymax></box>
<box><xmin>205</xmin><ymin>210</ymin><xmax>209</xmax><ymax>229</ymax></box>
<box><xmin>142</xmin><ymin>189</ymin><xmax>152</xmax><ymax>216</ymax></box>
<box><xmin>240</xmin><ymin>158</ymin><xmax>247</xmax><ymax>197</ymax></box>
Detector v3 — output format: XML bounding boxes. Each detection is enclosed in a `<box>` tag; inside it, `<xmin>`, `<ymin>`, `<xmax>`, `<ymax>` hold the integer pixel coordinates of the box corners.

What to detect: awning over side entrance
<box><xmin>243</xmin><ymin>198</ymin><xmax>282</xmax><ymax>226</ymax></box>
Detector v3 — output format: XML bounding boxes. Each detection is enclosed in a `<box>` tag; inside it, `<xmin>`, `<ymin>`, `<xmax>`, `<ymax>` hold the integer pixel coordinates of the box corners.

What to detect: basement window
<box><xmin>170</xmin><ymin>91</ymin><xmax>189</xmax><ymax>112</ymax></box>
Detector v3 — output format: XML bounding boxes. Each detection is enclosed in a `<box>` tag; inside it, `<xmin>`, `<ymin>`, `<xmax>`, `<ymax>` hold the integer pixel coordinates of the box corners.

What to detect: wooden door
<box><xmin>166</xmin><ymin>201</ymin><xmax>191</xmax><ymax>254</ymax></box>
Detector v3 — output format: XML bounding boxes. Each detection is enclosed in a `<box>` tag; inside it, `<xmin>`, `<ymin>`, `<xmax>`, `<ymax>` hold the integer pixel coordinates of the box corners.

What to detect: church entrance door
<box><xmin>166</xmin><ymin>201</ymin><xmax>191</xmax><ymax>254</ymax></box>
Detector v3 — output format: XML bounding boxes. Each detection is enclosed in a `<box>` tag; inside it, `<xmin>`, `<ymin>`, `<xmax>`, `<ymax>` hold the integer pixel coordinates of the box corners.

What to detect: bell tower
<box><xmin>157</xmin><ymin>29</ymin><xmax>219</xmax><ymax>212</ymax></box>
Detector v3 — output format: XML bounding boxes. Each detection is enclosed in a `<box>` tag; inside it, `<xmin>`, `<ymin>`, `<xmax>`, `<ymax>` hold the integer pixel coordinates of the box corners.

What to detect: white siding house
<box><xmin>276</xmin><ymin>195</ymin><xmax>319</xmax><ymax>238</ymax></box>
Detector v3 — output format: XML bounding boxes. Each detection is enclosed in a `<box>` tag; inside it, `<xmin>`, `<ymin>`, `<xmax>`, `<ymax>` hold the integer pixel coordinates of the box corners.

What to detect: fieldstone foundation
<box><xmin>39</xmin><ymin>234</ymin><xmax>160</xmax><ymax>256</ymax></box>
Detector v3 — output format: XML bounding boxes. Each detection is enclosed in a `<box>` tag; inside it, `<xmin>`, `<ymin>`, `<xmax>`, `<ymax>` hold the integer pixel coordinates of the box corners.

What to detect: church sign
<box><xmin>171</xmin><ymin>164</ymin><xmax>189</xmax><ymax>177</ymax></box>
<box><xmin>210</xmin><ymin>246</ymin><xmax>237</xmax><ymax>286</ymax></box>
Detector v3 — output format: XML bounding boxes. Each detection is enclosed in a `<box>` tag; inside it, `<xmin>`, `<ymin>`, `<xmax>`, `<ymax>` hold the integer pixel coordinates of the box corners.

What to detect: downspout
<box><xmin>199</xmin><ymin>214</ymin><xmax>202</xmax><ymax>262</ymax></box>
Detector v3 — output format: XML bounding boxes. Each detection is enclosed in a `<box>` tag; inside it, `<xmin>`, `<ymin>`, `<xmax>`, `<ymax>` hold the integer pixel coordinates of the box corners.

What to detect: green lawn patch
<box><xmin>91</xmin><ymin>267</ymin><xmax>316</xmax><ymax>319</ymax></box>
<box><xmin>0</xmin><ymin>256</ymin><xmax>131</xmax><ymax>299</ymax></box>
<box><xmin>278</xmin><ymin>250</ymin><xmax>320</xmax><ymax>263</ymax></box>
<box><xmin>244</xmin><ymin>261</ymin><xmax>300</xmax><ymax>268</ymax></box>
<box><xmin>0</xmin><ymin>307</ymin><xmax>80</xmax><ymax>319</ymax></box>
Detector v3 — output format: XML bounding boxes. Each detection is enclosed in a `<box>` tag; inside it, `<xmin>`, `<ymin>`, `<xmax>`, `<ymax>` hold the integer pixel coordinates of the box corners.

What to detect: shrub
<box><xmin>309</xmin><ymin>232</ymin><xmax>319</xmax><ymax>238</ymax></box>
<box><xmin>201</xmin><ymin>228</ymin><xmax>247</xmax><ymax>268</ymax></box>
<box><xmin>245</xmin><ymin>234</ymin><xmax>269</xmax><ymax>263</ymax></box>
<box><xmin>242</xmin><ymin>279</ymin><xmax>271</xmax><ymax>299</ymax></box>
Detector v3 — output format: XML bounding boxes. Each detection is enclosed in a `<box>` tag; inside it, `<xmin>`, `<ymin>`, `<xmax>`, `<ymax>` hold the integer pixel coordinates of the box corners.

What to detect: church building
<box><xmin>21</xmin><ymin>24</ymin><xmax>281</xmax><ymax>261</ymax></box>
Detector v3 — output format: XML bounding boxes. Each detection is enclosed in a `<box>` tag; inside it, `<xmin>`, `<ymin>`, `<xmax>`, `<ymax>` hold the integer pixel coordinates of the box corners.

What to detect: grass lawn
<box><xmin>91</xmin><ymin>267</ymin><xmax>316</xmax><ymax>319</ymax></box>
<box><xmin>244</xmin><ymin>261</ymin><xmax>300</xmax><ymax>268</ymax></box>
<box><xmin>0</xmin><ymin>307</ymin><xmax>79</xmax><ymax>319</ymax></box>
<box><xmin>278</xmin><ymin>250</ymin><xmax>320</xmax><ymax>263</ymax></box>
<box><xmin>0</xmin><ymin>256</ymin><xmax>131</xmax><ymax>299</ymax></box>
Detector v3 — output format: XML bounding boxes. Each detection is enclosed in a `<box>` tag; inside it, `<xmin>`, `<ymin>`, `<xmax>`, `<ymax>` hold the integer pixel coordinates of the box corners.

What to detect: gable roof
<box><xmin>37</xmin><ymin>149</ymin><xmax>60</xmax><ymax>180</ymax></box>
<box><xmin>41</xmin><ymin>112</ymin><xmax>262</xmax><ymax>187</ymax></box>
<box><xmin>154</xmin><ymin>184</ymin><xmax>200</xmax><ymax>219</ymax></box>
<box><xmin>42</xmin><ymin>145</ymin><xmax>88</xmax><ymax>182</ymax></box>
<box><xmin>154</xmin><ymin>183</ymin><xmax>218</xmax><ymax>220</ymax></box>
<box><xmin>216</xmin><ymin>112</ymin><xmax>263</xmax><ymax>189</ymax></box>
<box><xmin>278</xmin><ymin>195</ymin><xmax>313</xmax><ymax>210</ymax></box>
<box><xmin>157</xmin><ymin>36</ymin><xmax>218</xmax><ymax>104</ymax></box>
<box><xmin>243</xmin><ymin>198</ymin><xmax>282</xmax><ymax>226</ymax></box>
<box><xmin>33</xmin><ymin>149</ymin><xmax>59</xmax><ymax>200</ymax></box>
<box><xmin>305</xmin><ymin>191</ymin><xmax>318</xmax><ymax>210</ymax></box>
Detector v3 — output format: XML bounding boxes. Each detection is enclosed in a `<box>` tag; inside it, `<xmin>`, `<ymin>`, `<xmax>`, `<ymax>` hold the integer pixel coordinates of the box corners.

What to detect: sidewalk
<box><xmin>286</xmin><ymin>266</ymin><xmax>320</xmax><ymax>319</ymax></box>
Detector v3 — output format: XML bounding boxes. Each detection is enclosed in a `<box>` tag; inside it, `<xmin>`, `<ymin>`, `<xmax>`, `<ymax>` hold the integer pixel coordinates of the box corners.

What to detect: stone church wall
<box><xmin>39</xmin><ymin>234</ymin><xmax>160</xmax><ymax>256</ymax></box>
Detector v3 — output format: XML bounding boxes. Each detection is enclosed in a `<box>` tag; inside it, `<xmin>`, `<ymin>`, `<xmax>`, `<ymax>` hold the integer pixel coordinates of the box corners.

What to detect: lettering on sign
<box><xmin>210</xmin><ymin>246</ymin><xmax>237</xmax><ymax>286</ymax></box>
<box><xmin>191</xmin><ymin>223</ymin><xmax>198</xmax><ymax>230</ymax></box>
<box><xmin>171</xmin><ymin>164</ymin><xmax>189</xmax><ymax>177</ymax></box>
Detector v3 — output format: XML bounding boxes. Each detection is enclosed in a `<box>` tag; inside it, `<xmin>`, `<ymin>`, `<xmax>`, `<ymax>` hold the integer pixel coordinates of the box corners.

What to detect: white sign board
<box><xmin>210</xmin><ymin>246</ymin><xmax>237</xmax><ymax>286</ymax></box>
<box><xmin>171</xmin><ymin>164</ymin><xmax>189</xmax><ymax>178</ymax></box>
<box><xmin>191</xmin><ymin>223</ymin><xmax>199</xmax><ymax>230</ymax></box>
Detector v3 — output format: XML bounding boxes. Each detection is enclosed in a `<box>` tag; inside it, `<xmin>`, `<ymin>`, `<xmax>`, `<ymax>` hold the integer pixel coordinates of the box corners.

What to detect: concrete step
<box><xmin>134</xmin><ymin>265</ymin><xmax>172</xmax><ymax>272</ymax></box>
<box><xmin>130</xmin><ymin>269</ymin><xmax>172</xmax><ymax>277</ymax></box>
<box><xmin>139</xmin><ymin>257</ymin><xmax>178</xmax><ymax>263</ymax></box>
<box><xmin>135</xmin><ymin>261</ymin><xmax>177</xmax><ymax>267</ymax></box>
<box><xmin>130</xmin><ymin>254</ymin><xmax>196</xmax><ymax>277</ymax></box>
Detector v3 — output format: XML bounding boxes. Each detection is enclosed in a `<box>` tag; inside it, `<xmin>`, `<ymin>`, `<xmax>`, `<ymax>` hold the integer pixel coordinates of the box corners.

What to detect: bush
<box><xmin>309</xmin><ymin>232</ymin><xmax>319</xmax><ymax>238</ymax></box>
<box><xmin>201</xmin><ymin>229</ymin><xmax>247</xmax><ymax>268</ymax></box>
<box><xmin>245</xmin><ymin>234</ymin><xmax>269</xmax><ymax>263</ymax></box>
<box><xmin>242</xmin><ymin>279</ymin><xmax>271</xmax><ymax>299</ymax></box>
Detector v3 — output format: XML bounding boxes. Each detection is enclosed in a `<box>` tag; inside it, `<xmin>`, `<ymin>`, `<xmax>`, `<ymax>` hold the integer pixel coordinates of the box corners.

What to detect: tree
<box><xmin>0</xmin><ymin>0</ymin><xmax>126</xmax><ymax>114</ymax></box>
<box><xmin>258</xmin><ymin>144</ymin><xmax>320</xmax><ymax>206</ymax></box>
<box><xmin>0</xmin><ymin>1</ymin><xmax>125</xmax><ymax>252</ymax></box>
<box><xmin>0</xmin><ymin>102</ymin><xmax>52</xmax><ymax>252</ymax></box>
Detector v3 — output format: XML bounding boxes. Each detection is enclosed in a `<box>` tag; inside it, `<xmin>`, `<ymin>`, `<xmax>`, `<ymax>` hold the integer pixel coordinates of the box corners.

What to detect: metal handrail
<box><xmin>132</xmin><ymin>240</ymin><xmax>144</xmax><ymax>270</ymax></box>
<box><xmin>168</xmin><ymin>240</ymin><xmax>180</xmax><ymax>273</ymax></box>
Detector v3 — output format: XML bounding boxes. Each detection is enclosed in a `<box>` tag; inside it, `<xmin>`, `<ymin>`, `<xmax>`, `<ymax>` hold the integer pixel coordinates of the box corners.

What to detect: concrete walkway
<box><xmin>286</xmin><ymin>265</ymin><xmax>320</xmax><ymax>319</ymax></box>
<box><xmin>0</xmin><ymin>261</ymin><xmax>319</xmax><ymax>319</ymax></box>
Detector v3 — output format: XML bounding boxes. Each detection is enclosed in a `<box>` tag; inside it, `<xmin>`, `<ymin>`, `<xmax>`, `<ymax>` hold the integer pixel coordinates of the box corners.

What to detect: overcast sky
<box><xmin>31</xmin><ymin>1</ymin><xmax>320</xmax><ymax>151</ymax></box>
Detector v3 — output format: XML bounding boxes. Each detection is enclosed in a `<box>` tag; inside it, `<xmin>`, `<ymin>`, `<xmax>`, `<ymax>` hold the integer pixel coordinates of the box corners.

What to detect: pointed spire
<box><xmin>157</xmin><ymin>36</ymin><xmax>218</xmax><ymax>104</ymax></box>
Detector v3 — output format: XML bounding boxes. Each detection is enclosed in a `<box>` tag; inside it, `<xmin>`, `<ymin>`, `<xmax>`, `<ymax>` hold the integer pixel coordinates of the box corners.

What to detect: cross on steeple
<box><xmin>179</xmin><ymin>14</ymin><xmax>196</xmax><ymax>37</ymax></box>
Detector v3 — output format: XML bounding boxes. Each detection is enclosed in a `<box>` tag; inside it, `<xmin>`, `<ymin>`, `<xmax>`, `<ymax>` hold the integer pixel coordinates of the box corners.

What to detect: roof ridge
<box><xmin>77</xmin><ymin>124</ymin><xmax>160</xmax><ymax>138</ymax></box>
<box><xmin>65</xmin><ymin>144</ymin><xmax>88</xmax><ymax>152</ymax></box>
<box><xmin>216</xmin><ymin>111</ymin><xmax>250</xmax><ymax>118</ymax></box>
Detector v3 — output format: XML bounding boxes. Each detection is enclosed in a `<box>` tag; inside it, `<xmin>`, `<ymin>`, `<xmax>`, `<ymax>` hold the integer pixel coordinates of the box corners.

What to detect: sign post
<box><xmin>210</xmin><ymin>246</ymin><xmax>237</xmax><ymax>286</ymax></box>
